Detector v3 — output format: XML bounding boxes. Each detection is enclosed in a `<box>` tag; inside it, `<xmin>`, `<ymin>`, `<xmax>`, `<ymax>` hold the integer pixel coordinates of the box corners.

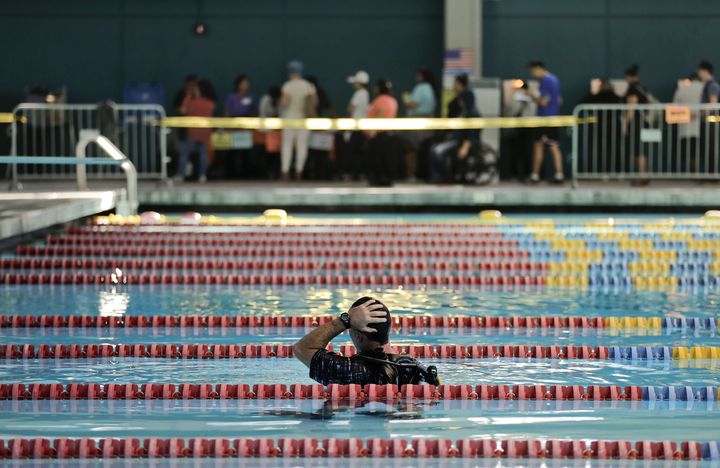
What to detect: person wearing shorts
<box><xmin>526</xmin><ymin>60</ymin><xmax>564</xmax><ymax>184</ymax></box>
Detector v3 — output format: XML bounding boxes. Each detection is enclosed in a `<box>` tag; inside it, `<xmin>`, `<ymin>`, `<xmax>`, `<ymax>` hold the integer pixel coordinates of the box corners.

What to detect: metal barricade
<box><xmin>9</xmin><ymin>103</ymin><xmax>168</xmax><ymax>184</ymax></box>
<box><xmin>572</xmin><ymin>103</ymin><xmax>720</xmax><ymax>184</ymax></box>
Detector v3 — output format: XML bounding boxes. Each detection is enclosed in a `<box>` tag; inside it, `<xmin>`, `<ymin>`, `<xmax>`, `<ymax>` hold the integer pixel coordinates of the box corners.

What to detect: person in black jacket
<box><xmin>427</xmin><ymin>74</ymin><xmax>496</xmax><ymax>184</ymax></box>
<box><xmin>579</xmin><ymin>79</ymin><xmax>623</xmax><ymax>174</ymax></box>
<box><xmin>623</xmin><ymin>65</ymin><xmax>654</xmax><ymax>185</ymax></box>
<box><xmin>293</xmin><ymin>297</ymin><xmax>440</xmax><ymax>386</ymax></box>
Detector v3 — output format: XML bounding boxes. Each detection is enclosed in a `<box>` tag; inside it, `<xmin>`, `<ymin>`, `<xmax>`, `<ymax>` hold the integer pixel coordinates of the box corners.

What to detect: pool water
<box><xmin>1</xmin><ymin>357</ymin><xmax>719</xmax><ymax>387</ymax></box>
<box><xmin>1</xmin><ymin>215</ymin><xmax>719</xmax><ymax>462</ymax></box>
<box><xmin>2</xmin><ymin>285</ymin><xmax>720</xmax><ymax>318</ymax></box>
<box><xmin>1</xmin><ymin>399</ymin><xmax>717</xmax><ymax>441</ymax></box>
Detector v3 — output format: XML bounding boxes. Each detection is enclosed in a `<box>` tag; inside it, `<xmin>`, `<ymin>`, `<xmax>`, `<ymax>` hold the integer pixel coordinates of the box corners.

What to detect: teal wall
<box><xmin>0</xmin><ymin>0</ymin><xmax>443</xmax><ymax>112</ymax></box>
<box><xmin>5</xmin><ymin>0</ymin><xmax>719</xmax><ymax>117</ymax></box>
<box><xmin>483</xmin><ymin>0</ymin><xmax>720</xmax><ymax>112</ymax></box>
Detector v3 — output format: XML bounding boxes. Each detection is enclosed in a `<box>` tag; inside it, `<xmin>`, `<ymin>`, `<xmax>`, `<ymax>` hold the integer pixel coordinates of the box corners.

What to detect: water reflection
<box><xmin>2</xmin><ymin>326</ymin><xmax>718</xmax><ymax>348</ymax></box>
<box><xmin>98</xmin><ymin>288</ymin><xmax>129</xmax><ymax>317</ymax></box>
<box><xmin>0</xmin><ymin>399</ymin><xmax>717</xmax><ymax>441</ymax></box>
<box><xmin>2</xmin><ymin>285</ymin><xmax>720</xmax><ymax>318</ymax></box>
<box><xmin>1</xmin><ymin>358</ymin><xmax>717</xmax><ymax>386</ymax></box>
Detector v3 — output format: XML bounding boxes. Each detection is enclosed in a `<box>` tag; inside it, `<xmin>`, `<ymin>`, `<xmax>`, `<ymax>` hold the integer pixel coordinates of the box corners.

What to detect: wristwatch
<box><xmin>338</xmin><ymin>312</ymin><xmax>351</xmax><ymax>329</ymax></box>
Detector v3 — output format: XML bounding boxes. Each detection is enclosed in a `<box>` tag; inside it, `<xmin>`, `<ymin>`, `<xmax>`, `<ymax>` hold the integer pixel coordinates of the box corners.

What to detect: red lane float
<box><xmin>13</xmin><ymin>245</ymin><xmax>530</xmax><ymax>258</ymax></box>
<box><xmin>1</xmin><ymin>383</ymin><xmax>672</xmax><ymax>401</ymax></box>
<box><xmin>0</xmin><ymin>343</ymin><xmax>610</xmax><ymax>360</ymax></box>
<box><xmin>0</xmin><ymin>258</ymin><xmax>547</xmax><ymax>272</ymax></box>
<box><xmin>44</xmin><ymin>235</ymin><xmax>519</xmax><ymax>248</ymax></box>
<box><xmin>0</xmin><ymin>273</ymin><xmax>544</xmax><ymax>286</ymax></box>
<box><xmin>0</xmin><ymin>437</ymin><xmax>713</xmax><ymax>459</ymax></box>
<box><xmin>0</xmin><ymin>314</ymin><xmax>604</xmax><ymax>329</ymax></box>
<box><xmin>67</xmin><ymin>225</ymin><xmax>507</xmax><ymax>235</ymax></box>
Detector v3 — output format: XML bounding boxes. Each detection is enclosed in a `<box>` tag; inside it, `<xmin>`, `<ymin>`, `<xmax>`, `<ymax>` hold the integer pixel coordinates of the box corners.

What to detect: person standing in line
<box><xmin>697</xmin><ymin>60</ymin><xmax>720</xmax><ymax>175</ymax></box>
<box><xmin>305</xmin><ymin>76</ymin><xmax>335</xmax><ymax>179</ymax></box>
<box><xmin>173</xmin><ymin>75</ymin><xmax>198</xmax><ymax>115</ymax></box>
<box><xmin>223</xmin><ymin>75</ymin><xmax>257</xmax><ymax>179</ymax></box>
<box><xmin>579</xmin><ymin>79</ymin><xmax>623</xmax><ymax>174</ymax></box>
<box><xmin>258</xmin><ymin>85</ymin><xmax>283</xmax><ymax>179</ymax></box>
<box><xmin>170</xmin><ymin>75</ymin><xmax>198</xmax><ymax>163</ymax></box>
<box><xmin>698</xmin><ymin>60</ymin><xmax>720</xmax><ymax>105</ymax></box>
<box><xmin>259</xmin><ymin>85</ymin><xmax>282</xmax><ymax>119</ymax></box>
<box><xmin>174</xmin><ymin>79</ymin><xmax>216</xmax><ymax>183</ymax></box>
<box><xmin>366</xmin><ymin>79</ymin><xmax>400</xmax><ymax>186</ymax></box>
<box><xmin>280</xmin><ymin>60</ymin><xmax>317</xmax><ymax>181</ymax></box>
<box><xmin>428</xmin><ymin>74</ymin><xmax>496</xmax><ymax>184</ymax></box>
<box><xmin>623</xmin><ymin>64</ymin><xmax>654</xmax><ymax>185</ymax></box>
<box><xmin>224</xmin><ymin>75</ymin><xmax>257</xmax><ymax>118</ymax></box>
<box><xmin>307</xmin><ymin>76</ymin><xmax>334</xmax><ymax>117</ymax></box>
<box><xmin>402</xmin><ymin>68</ymin><xmax>438</xmax><ymax>181</ymax></box>
<box><xmin>673</xmin><ymin>73</ymin><xmax>702</xmax><ymax>173</ymax></box>
<box><xmin>344</xmin><ymin>70</ymin><xmax>371</xmax><ymax>180</ymax></box>
<box><xmin>525</xmin><ymin>60</ymin><xmax>565</xmax><ymax>184</ymax></box>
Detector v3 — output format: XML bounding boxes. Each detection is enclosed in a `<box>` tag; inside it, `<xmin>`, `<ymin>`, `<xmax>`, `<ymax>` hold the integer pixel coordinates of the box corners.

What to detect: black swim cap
<box><xmin>351</xmin><ymin>296</ymin><xmax>391</xmax><ymax>344</ymax></box>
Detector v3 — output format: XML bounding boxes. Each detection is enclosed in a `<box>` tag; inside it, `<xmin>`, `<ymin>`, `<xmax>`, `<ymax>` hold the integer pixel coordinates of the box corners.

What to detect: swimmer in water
<box><xmin>293</xmin><ymin>296</ymin><xmax>440</xmax><ymax>386</ymax></box>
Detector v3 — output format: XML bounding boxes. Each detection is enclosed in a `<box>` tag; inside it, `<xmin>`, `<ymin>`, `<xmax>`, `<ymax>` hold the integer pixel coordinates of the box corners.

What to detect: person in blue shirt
<box><xmin>224</xmin><ymin>75</ymin><xmax>257</xmax><ymax>117</ymax></box>
<box><xmin>402</xmin><ymin>68</ymin><xmax>438</xmax><ymax>180</ymax></box>
<box><xmin>222</xmin><ymin>75</ymin><xmax>257</xmax><ymax>179</ymax></box>
<box><xmin>526</xmin><ymin>60</ymin><xmax>564</xmax><ymax>184</ymax></box>
<box><xmin>405</xmin><ymin>69</ymin><xmax>437</xmax><ymax>117</ymax></box>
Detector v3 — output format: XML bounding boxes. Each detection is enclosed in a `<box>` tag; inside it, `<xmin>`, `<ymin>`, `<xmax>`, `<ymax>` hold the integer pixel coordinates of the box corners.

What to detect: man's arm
<box><xmin>526</xmin><ymin>91</ymin><xmax>549</xmax><ymax>107</ymax></box>
<box><xmin>293</xmin><ymin>300</ymin><xmax>387</xmax><ymax>367</ymax></box>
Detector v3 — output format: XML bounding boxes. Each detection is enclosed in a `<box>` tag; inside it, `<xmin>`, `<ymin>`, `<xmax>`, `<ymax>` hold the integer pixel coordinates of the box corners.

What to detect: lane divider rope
<box><xmin>0</xmin><ymin>437</ymin><xmax>717</xmax><ymax>459</ymax></box>
<box><xmin>42</xmin><ymin>237</ymin><xmax>521</xmax><ymax>247</ymax></box>
<box><xmin>64</xmin><ymin>227</ymin><xmax>511</xmax><ymax>235</ymax></box>
<box><xmin>1</xmin><ymin>383</ymin><xmax>717</xmax><ymax>401</ymax></box>
<box><xmin>2</xmin><ymin>258</ymin><xmax>546</xmax><ymax>271</ymax></box>
<box><xmin>2</xmin><ymin>343</ymin><xmax>718</xmax><ymax>359</ymax></box>
<box><xmin>0</xmin><ymin>273</ymin><xmax>546</xmax><ymax>286</ymax></box>
<box><xmin>13</xmin><ymin>246</ymin><xmax>531</xmax><ymax>257</ymax></box>
<box><xmin>1</xmin><ymin>315</ymin><xmax>717</xmax><ymax>330</ymax></box>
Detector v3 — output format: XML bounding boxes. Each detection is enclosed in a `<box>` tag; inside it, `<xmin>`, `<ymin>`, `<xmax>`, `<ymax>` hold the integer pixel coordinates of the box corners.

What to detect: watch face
<box><xmin>340</xmin><ymin>313</ymin><xmax>350</xmax><ymax>327</ymax></box>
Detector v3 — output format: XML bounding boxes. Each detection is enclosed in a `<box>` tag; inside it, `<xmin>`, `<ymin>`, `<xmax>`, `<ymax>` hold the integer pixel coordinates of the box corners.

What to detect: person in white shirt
<box><xmin>344</xmin><ymin>70</ymin><xmax>370</xmax><ymax>180</ymax></box>
<box><xmin>280</xmin><ymin>60</ymin><xmax>317</xmax><ymax>181</ymax></box>
<box><xmin>348</xmin><ymin>70</ymin><xmax>370</xmax><ymax>118</ymax></box>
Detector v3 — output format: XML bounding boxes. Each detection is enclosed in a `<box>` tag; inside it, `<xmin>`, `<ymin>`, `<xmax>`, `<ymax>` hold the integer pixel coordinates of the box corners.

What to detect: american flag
<box><xmin>444</xmin><ymin>48</ymin><xmax>475</xmax><ymax>72</ymax></box>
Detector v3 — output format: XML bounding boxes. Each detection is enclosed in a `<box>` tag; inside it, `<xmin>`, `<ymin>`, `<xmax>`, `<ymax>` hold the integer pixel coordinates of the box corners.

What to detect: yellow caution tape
<box><xmin>157</xmin><ymin>115</ymin><xmax>593</xmax><ymax>131</ymax></box>
<box><xmin>0</xmin><ymin>113</ymin><xmax>20</xmax><ymax>124</ymax></box>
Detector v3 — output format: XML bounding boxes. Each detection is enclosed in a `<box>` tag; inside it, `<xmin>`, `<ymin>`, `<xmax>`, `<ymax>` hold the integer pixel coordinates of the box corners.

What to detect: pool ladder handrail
<box><xmin>0</xmin><ymin>130</ymin><xmax>138</xmax><ymax>216</ymax></box>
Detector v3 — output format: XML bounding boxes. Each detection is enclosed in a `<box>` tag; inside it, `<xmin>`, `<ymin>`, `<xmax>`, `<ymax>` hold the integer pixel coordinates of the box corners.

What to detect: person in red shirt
<box><xmin>175</xmin><ymin>79</ymin><xmax>216</xmax><ymax>183</ymax></box>
<box><xmin>366</xmin><ymin>80</ymin><xmax>401</xmax><ymax>186</ymax></box>
<box><xmin>366</xmin><ymin>80</ymin><xmax>398</xmax><ymax>120</ymax></box>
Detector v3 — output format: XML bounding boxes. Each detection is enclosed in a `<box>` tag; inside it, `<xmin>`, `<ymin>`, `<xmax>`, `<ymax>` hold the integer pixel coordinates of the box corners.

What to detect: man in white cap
<box><xmin>343</xmin><ymin>70</ymin><xmax>370</xmax><ymax>180</ymax></box>
<box><xmin>280</xmin><ymin>60</ymin><xmax>317</xmax><ymax>181</ymax></box>
<box><xmin>347</xmin><ymin>70</ymin><xmax>370</xmax><ymax>119</ymax></box>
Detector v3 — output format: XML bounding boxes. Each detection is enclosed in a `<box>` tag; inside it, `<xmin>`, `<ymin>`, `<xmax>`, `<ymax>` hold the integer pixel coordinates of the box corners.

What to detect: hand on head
<box><xmin>348</xmin><ymin>299</ymin><xmax>387</xmax><ymax>333</ymax></box>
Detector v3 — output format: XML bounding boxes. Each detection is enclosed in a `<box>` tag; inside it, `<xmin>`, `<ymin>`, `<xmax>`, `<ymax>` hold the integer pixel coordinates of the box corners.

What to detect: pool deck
<box><xmin>0</xmin><ymin>190</ymin><xmax>119</xmax><ymax>242</ymax></box>
<box><xmin>0</xmin><ymin>179</ymin><xmax>718</xmax><ymax>241</ymax></box>
<box><xmin>139</xmin><ymin>180</ymin><xmax>720</xmax><ymax>210</ymax></box>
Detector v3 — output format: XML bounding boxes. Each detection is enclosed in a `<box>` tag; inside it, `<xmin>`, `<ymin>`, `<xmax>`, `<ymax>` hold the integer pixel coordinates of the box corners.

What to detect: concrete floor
<box><xmin>1</xmin><ymin>178</ymin><xmax>718</xmax><ymax>241</ymax></box>
<box><xmin>7</xmin><ymin>178</ymin><xmax>720</xmax><ymax>207</ymax></box>
<box><xmin>139</xmin><ymin>179</ymin><xmax>720</xmax><ymax>209</ymax></box>
<box><xmin>0</xmin><ymin>190</ymin><xmax>118</xmax><ymax>241</ymax></box>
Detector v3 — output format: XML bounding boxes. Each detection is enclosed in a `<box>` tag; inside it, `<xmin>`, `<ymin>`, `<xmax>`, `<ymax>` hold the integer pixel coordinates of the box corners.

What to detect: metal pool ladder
<box><xmin>0</xmin><ymin>129</ymin><xmax>138</xmax><ymax>216</ymax></box>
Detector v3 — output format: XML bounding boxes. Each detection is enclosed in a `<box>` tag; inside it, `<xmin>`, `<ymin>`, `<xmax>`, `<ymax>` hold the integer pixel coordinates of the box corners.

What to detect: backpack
<box><xmin>356</xmin><ymin>353</ymin><xmax>441</xmax><ymax>385</ymax></box>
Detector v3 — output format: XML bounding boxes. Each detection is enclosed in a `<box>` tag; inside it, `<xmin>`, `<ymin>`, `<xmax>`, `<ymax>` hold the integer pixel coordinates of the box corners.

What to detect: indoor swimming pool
<box><xmin>0</xmin><ymin>214</ymin><xmax>718</xmax><ymax>462</ymax></box>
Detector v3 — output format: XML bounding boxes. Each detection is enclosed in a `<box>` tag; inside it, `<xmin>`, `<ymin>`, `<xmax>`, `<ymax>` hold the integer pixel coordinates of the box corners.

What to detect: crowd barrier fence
<box><xmin>571</xmin><ymin>103</ymin><xmax>720</xmax><ymax>185</ymax></box>
<box><xmin>7</xmin><ymin>103</ymin><xmax>168</xmax><ymax>187</ymax></box>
